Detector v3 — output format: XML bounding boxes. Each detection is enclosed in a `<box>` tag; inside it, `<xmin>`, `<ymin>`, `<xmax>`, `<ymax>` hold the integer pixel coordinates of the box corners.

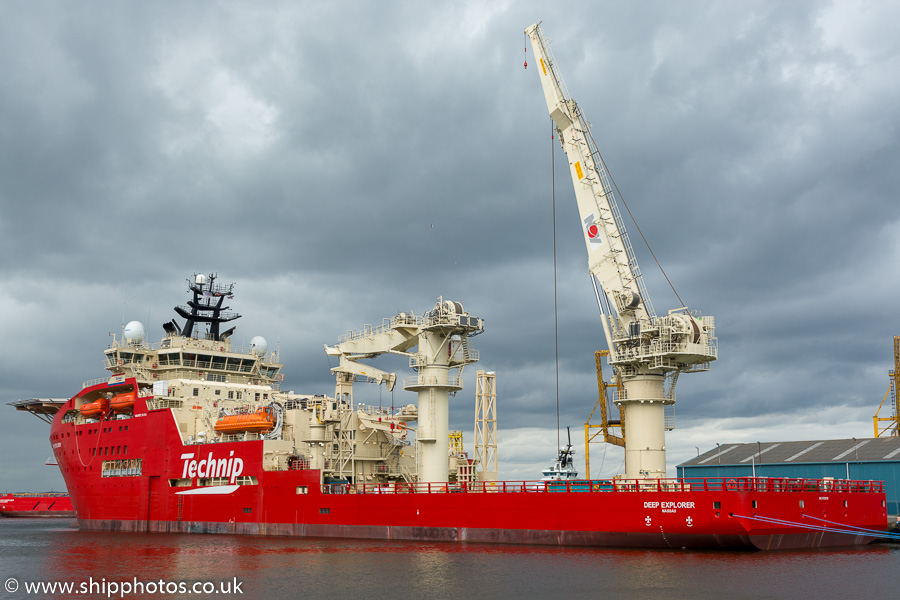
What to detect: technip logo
<box><xmin>180</xmin><ymin>450</ymin><xmax>244</xmax><ymax>483</ymax></box>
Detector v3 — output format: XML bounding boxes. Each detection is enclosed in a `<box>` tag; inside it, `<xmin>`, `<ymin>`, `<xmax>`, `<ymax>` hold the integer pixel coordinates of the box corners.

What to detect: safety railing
<box><xmin>337</xmin><ymin>314</ymin><xmax>423</xmax><ymax>344</ymax></box>
<box><xmin>403</xmin><ymin>374</ymin><xmax>463</xmax><ymax>389</ymax></box>
<box><xmin>321</xmin><ymin>476</ymin><xmax>885</xmax><ymax>496</ymax></box>
<box><xmin>146</xmin><ymin>398</ymin><xmax>183</xmax><ymax>410</ymax></box>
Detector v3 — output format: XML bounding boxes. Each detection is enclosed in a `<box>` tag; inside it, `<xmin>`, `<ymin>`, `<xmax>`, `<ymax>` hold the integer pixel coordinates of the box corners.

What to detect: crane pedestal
<box><xmin>406</xmin><ymin>376</ymin><xmax>452</xmax><ymax>483</ymax></box>
<box><xmin>620</xmin><ymin>374</ymin><xmax>670</xmax><ymax>479</ymax></box>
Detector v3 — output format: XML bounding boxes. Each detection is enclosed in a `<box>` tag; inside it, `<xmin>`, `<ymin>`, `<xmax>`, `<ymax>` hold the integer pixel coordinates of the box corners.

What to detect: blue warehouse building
<box><xmin>677</xmin><ymin>437</ymin><xmax>900</xmax><ymax>516</ymax></box>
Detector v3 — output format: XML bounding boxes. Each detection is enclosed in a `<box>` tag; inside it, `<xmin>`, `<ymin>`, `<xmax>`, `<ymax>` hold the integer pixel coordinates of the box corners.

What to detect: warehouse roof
<box><xmin>678</xmin><ymin>437</ymin><xmax>900</xmax><ymax>467</ymax></box>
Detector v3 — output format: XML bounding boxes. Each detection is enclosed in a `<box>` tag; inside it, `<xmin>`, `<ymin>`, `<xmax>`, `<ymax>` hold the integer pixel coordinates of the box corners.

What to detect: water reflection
<box><xmin>1</xmin><ymin>519</ymin><xmax>894</xmax><ymax>600</ymax></box>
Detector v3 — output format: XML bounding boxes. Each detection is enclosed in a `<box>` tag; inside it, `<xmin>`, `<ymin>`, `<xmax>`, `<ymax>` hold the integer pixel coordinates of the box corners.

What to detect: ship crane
<box><xmin>526</xmin><ymin>24</ymin><xmax>718</xmax><ymax>479</ymax></box>
<box><xmin>325</xmin><ymin>299</ymin><xmax>483</xmax><ymax>482</ymax></box>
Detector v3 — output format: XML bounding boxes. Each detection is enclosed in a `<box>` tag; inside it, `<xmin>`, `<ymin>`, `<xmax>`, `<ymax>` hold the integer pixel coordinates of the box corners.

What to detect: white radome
<box><xmin>249</xmin><ymin>336</ymin><xmax>268</xmax><ymax>357</ymax></box>
<box><xmin>123</xmin><ymin>321</ymin><xmax>146</xmax><ymax>344</ymax></box>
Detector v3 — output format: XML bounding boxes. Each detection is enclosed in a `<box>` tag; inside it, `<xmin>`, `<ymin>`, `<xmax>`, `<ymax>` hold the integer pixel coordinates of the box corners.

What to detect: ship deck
<box><xmin>321</xmin><ymin>476</ymin><xmax>886</xmax><ymax>496</ymax></box>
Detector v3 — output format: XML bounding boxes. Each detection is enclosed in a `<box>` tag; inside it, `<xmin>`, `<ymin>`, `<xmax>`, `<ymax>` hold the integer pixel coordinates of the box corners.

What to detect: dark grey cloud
<box><xmin>3</xmin><ymin>1</ymin><xmax>899</xmax><ymax>488</ymax></box>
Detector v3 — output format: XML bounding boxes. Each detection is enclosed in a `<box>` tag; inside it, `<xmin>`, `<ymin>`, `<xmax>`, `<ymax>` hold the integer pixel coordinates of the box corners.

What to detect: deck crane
<box><xmin>325</xmin><ymin>299</ymin><xmax>483</xmax><ymax>483</ymax></box>
<box><xmin>525</xmin><ymin>24</ymin><xmax>718</xmax><ymax>480</ymax></box>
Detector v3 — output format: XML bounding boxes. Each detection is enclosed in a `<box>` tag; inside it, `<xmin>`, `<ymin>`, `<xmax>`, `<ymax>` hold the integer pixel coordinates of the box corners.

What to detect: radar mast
<box><xmin>173</xmin><ymin>273</ymin><xmax>241</xmax><ymax>341</ymax></box>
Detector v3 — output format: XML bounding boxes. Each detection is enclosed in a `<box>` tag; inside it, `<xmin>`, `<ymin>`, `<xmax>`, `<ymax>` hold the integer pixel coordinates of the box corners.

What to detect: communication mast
<box><xmin>172</xmin><ymin>273</ymin><xmax>241</xmax><ymax>341</ymax></box>
<box><xmin>474</xmin><ymin>370</ymin><xmax>498</xmax><ymax>481</ymax></box>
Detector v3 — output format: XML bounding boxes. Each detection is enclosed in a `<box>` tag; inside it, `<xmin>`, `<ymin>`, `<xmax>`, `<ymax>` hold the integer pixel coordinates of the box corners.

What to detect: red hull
<box><xmin>0</xmin><ymin>493</ymin><xmax>75</xmax><ymax>518</ymax></box>
<box><xmin>51</xmin><ymin>384</ymin><xmax>888</xmax><ymax>550</ymax></box>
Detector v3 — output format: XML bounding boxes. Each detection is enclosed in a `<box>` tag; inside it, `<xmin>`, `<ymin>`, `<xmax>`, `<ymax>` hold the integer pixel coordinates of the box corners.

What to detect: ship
<box><xmin>539</xmin><ymin>428</ymin><xmax>578</xmax><ymax>483</ymax></box>
<box><xmin>15</xmin><ymin>273</ymin><xmax>886</xmax><ymax>551</ymax></box>
<box><xmin>0</xmin><ymin>492</ymin><xmax>74</xmax><ymax>518</ymax></box>
<box><xmin>10</xmin><ymin>21</ymin><xmax>892</xmax><ymax>550</ymax></box>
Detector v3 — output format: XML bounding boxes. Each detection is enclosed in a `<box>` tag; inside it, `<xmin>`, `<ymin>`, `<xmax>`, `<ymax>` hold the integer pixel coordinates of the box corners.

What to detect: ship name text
<box><xmin>644</xmin><ymin>501</ymin><xmax>695</xmax><ymax>509</ymax></box>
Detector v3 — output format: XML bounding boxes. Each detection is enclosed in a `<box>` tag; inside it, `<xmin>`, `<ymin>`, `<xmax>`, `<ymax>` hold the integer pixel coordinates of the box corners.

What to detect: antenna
<box><xmin>120</xmin><ymin>288</ymin><xmax>131</xmax><ymax>338</ymax></box>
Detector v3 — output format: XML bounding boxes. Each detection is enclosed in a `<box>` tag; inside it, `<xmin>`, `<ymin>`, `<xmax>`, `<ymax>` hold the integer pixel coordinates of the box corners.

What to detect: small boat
<box><xmin>534</xmin><ymin>428</ymin><xmax>578</xmax><ymax>487</ymax></box>
<box><xmin>109</xmin><ymin>391</ymin><xmax>136</xmax><ymax>413</ymax></box>
<box><xmin>214</xmin><ymin>407</ymin><xmax>275</xmax><ymax>435</ymax></box>
<box><xmin>79</xmin><ymin>397</ymin><xmax>109</xmax><ymax>418</ymax></box>
<box><xmin>0</xmin><ymin>493</ymin><xmax>75</xmax><ymax>518</ymax></box>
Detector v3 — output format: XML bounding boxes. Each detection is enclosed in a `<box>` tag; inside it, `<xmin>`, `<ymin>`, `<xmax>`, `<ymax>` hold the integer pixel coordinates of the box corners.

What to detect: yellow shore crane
<box><xmin>583</xmin><ymin>350</ymin><xmax>623</xmax><ymax>479</ymax></box>
<box><xmin>873</xmin><ymin>336</ymin><xmax>900</xmax><ymax>437</ymax></box>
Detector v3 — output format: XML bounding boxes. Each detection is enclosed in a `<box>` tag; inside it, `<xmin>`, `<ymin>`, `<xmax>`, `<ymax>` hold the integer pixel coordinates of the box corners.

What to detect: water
<box><xmin>1</xmin><ymin>518</ymin><xmax>897</xmax><ymax>600</ymax></box>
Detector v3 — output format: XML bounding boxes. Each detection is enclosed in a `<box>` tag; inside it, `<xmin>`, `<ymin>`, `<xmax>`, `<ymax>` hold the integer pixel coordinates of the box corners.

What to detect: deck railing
<box><xmin>321</xmin><ymin>476</ymin><xmax>885</xmax><ymax>496</ymax></box>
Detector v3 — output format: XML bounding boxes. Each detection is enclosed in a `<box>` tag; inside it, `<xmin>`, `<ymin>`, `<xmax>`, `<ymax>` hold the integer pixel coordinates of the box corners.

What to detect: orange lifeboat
<box><xmin>79</xmin><ymin>397</ymin><xmax>109</xmax><ymax>418</ymax></box>
<box><xmin>214</xmin><ymin>407</ymin><xmax>275</xmax><ymax>435</ymax></box>
<box><xmin>110</xmin><ymin>391</ymin><xmax>136</xmax><ymax>413</ymax></box>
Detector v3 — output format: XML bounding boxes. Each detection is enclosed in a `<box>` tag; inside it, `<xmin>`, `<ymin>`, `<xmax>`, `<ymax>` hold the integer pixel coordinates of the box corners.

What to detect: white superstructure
<box><xmin>79</xmin><ymin>274</ymin><xmax>479</xmax><ymax>488</ymax></box>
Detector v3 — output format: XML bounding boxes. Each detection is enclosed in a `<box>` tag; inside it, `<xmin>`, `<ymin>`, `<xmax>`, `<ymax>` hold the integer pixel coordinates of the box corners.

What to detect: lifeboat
<box><xmin>79</xmin><ymin>397</ymin><xmax>109</xmax><ymax>418</ymax></box>
<box><xmin>110</xmin><ymin>391</ymin><xmax>136</xmax><ymax>413</ymax></box>
<box><xmin>214</xmin><ymin>407</ymin><xmax>275</xmax><ymax>435</ymax></box>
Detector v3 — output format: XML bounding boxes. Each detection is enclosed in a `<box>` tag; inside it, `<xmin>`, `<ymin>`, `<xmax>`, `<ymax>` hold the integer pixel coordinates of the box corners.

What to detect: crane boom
<box><xmin>526</xmin><ymin>23</ymin><xmax>717</xmax><ymax>479</ymax></box>
<box><xmin>526</xmin><ymin>23</ymin><xmax>654</xmax><ymax>342</ymax></box>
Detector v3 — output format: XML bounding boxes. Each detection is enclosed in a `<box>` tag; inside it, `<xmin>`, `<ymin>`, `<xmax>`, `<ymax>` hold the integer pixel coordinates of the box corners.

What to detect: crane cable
<box><xmin>552</xmin><ymin>119</ymin><xmax>560</xmax><ymax>453</ymax></box>
<box><xmin>523</xmin><ymin>32</ymin><xmax>528</xmax><ymax>70</ymax></box>
<box><xmin>585</xmin><ymin>126</ymin><xmax>687</xmax><ymax>310</ymax></box>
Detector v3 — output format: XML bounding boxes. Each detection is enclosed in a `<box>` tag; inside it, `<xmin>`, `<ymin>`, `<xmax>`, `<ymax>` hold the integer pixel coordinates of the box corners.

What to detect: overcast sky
<box><xmin>2</xmin><ymin>1</ymin><xmax>899</xmax><ymax>491</ymax></box>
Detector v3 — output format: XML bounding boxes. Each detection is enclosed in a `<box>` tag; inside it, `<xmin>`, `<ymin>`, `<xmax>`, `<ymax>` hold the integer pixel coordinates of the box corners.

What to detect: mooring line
<box><xmin>732</xmin><ymin>513</ymin><xmax>900</xmax><ymax>539</ymax></box>
<box><xmin>800</xmin><ymin>514</ymin><xmax>900</xmax><ymax>539</ymax></box>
